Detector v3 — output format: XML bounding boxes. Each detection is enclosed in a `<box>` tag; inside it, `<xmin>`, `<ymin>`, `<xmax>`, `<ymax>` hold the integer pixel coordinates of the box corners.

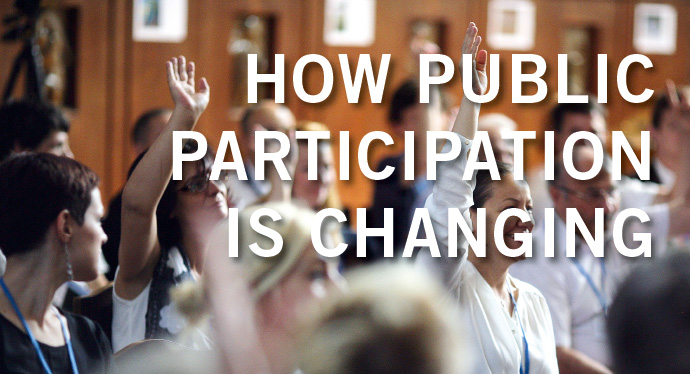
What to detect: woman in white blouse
<box><xmin>420</xmin><ymin>23</ymin><xmax>559</xmax><ymax>373</ymax></box>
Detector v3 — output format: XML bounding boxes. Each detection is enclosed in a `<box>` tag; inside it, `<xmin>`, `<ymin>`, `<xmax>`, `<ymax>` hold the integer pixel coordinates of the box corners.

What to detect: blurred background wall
<box><xmin>1</xmin><ymin>0</ymin><xmax>688</xmax><ymax>216</ymax></box>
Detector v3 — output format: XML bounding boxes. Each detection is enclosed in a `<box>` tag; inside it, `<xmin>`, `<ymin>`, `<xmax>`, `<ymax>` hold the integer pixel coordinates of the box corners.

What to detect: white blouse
<box><xmin>420</xmin><ymin>133</ymin><xmax>559</xmax><ymax>374</ymax></box>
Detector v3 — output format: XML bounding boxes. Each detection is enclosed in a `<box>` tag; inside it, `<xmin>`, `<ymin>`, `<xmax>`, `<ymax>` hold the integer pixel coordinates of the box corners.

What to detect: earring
<box><xmin>64</xmin><ymin>243</ymin><xmax>74</xmax><ymax>281</ymax></box>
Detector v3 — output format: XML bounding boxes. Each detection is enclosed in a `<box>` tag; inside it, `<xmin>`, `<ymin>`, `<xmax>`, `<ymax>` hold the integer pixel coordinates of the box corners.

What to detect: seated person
<box><xmin>112</xmin><ymin>56</ymin><xmax>227</xmax><ymax>352</ymax></box>
<box><xmin>367</xmin><ymin>76</ymin><xmax>451</xmax><ymax>257</ymax></box>
<box><xmin>511</xmin><ymin>84</ymin><xmax>690</xmax><ymax>373</ymax></box>
<box><xmin>226</xmin><ymin>101</ymin><xmax>297</xmax><ymax>208</ymax></box>
<box><xmin>298</xmin><ymin>263</ymin><xmax>472</xmax><ymax>374</ymax></box>
<box><xmin>0</xmin><ymin>99</ymin><xmax>73</xmax><ymax>162</ymax></box>
<box><xmin>418</xmin><ymin>23</ymin><xmax>558</xmax><ymax>373</ymax></box>
<box><xmin>0</xmin><ymin>99</ymin><xmax>108</xmax><ymax>304</ymax></box>
<box><xmin>0</xmin><ymin>153</ymin><xmax>111</xmax><ymax>372</ymax></box>
<box><xmin>131</xmin><ymin>202</ymin><xmax>343</xmax><ymax>373</ymax></box>
<box><xmin>607</xmin><ymin>252</ymin><xmax>690</xmax><ymax>374</ymax></box>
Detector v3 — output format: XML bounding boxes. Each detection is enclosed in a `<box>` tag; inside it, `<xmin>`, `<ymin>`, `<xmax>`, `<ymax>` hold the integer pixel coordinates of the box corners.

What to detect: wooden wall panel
<box><xmin>295</xmin><ymin>0</ymin><xmax>471</xmax><ymax>212</ymax></box>
<box><xmin>1</xmin><ymin>0</ymin><xmax>688</xmax><ymax>214</ymax></box>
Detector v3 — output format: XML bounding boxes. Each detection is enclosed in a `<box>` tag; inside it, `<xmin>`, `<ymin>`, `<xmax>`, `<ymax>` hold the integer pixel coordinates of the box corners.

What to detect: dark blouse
<box><xmin>0</xmin><ymin>310</ymin><xmax>112</xmax><ymax>373</ymax></box>
<box><xmin>145</xmin><ymin>245</ymin><xmax>194</xmax><ymax>341</ymax></box>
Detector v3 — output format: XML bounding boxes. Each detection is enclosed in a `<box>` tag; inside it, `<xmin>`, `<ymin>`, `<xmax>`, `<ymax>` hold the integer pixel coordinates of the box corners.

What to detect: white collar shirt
<box><xmin>510</xmin><ymin>215</ymin><xmax>654</xmax><ymax>367</ymax></box>
<box><xmin>419</xmin><ymin>133</ymin><xmax>558</xmax><ymax>374</ymax></box>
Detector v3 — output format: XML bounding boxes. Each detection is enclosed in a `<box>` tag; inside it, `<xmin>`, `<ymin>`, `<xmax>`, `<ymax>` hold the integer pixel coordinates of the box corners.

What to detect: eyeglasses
<box><xmin>178</xmin><ymin>171</ymin><xmax>229</xmax><ymax>193</ymax></box>
<box><xmin>554</xmin><ymin>185</ymin><xmax>618</xmax><ymax>201</ymax></box>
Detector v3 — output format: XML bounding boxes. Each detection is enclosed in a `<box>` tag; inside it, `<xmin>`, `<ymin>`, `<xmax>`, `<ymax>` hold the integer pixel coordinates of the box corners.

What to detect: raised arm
<box><xmin>660</xmin><ymin>81</ymin><xmax>690</xmax><ymax>238</ymax></box>
<box><xmin>453</xmin><ymin>22</ymin><xmax>487</xmax><ymax>139</ymax></box>
<box><xmin>420</xmin><ymin>23</ymin><xmax>487</xmax><ymax>285</ymax></box>
<box><xmin>203</xmin><ymin>222</ymin><xmax>270</xmax><ymax>374</ymax></box>
<box><xmin>116</xmin><ymin>56</ymin><xmax>210</xmax><ymax>298</ymax></box>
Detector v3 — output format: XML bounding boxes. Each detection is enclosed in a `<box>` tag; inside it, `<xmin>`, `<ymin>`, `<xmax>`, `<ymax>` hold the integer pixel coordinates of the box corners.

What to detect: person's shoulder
<box><xmin>512</xmin><ymin>277</ymin><xmax>551</xmax><ymax>309</ymax></box>
<box><xmin>510</xmin><ymin>253</ymin><xmax>570</xmax><ymax>287</ymax></box>
<box><xmin>512</xmin><ymin>276</ymin><xmax>542</xmax><ymax>296</ymax></box>
<box><xmin>62</xmin><ymin>310</ymin><xmax>112</xmax><ymax>348</ymax></box>
<box><xmin>619</xmin><ymin>175</ymin><xmax>660</xmax><ymax>194</ymax></box>
<box><xmin>62</xmin><ymin>310</ymin><xmax>101</xmax><ymax>333</ymax></box>
<box><xmin>376</xmin><ymin>153</ymin><xmax>404</xmax><ymax>169</ymax></box>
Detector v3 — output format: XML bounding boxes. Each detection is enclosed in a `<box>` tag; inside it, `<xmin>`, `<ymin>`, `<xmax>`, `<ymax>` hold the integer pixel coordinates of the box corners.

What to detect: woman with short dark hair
<box><xmin>0</xmin><ymin>153</ymin><xmax>111</xmax><ymax>373</ymax></box>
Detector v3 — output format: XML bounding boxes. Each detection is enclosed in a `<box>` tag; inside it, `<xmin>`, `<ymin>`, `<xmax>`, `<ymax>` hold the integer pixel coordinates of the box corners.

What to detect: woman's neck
<box><xmin>0</xmin><ymin>250</ymin><xmax>66</xmax><ymax>326</ymax></box>
<box><xmin>180</xmin><ymin>229</ymin><xmax>210</xmax><ymax>275</ymax></box>
<box><xmin>179</xmin><ymin>213</ymin><xmax>227</xmax><ymax>274</ymax></box>
<box><xmin>258</xmin><ymin>325</ymin><xmax>296</xmax><ymax>374</ymax></box>
<box><xmin>468</xmin><ymin>250</ymin><xmax>511</xmax><ymax>299</ymax></box>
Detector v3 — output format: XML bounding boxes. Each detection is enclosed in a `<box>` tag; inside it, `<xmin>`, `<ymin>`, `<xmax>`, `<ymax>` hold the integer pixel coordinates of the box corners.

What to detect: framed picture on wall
<box><xmin>407</xmin><ymin>20</ymin><xmax>446</xmax><ymax>74</ymax></box>
<box><xmin>132</xmin><ymin>0</ymin><xmax>188</xmax><ymax>43</ymax></box>
<box><xmin>633</xmin><ymin>3</ymin><xmax>677</xmax><ymax>55</ymax></box>
<box><xmin>323</xmin><ymin>0</ymin><xmax>376</xmax><ymax>46</ymax></box>
<box><xmin>227</xmin><ymin>15</ymin><xmax>276</xmax><ymax>120</ymax></box>
<box><xmin>486</xmin><ymin>0</ymin><xmax>535</xmax><ymax>51</ymax></box>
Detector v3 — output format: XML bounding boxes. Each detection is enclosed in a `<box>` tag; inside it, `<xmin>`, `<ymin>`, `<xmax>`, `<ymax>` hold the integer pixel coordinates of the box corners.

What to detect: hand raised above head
<box><xmin>458</xmin><ymin>22</ymin><xmax>488</xmax><ymax>96</ymax></box>
<box><xmin>166</xmin><ymin>56</ymin><xmax>210</xmax><ymax>121</ymax></box>
<box><xmin>665</xmin><ymin>80</ymin><xmax>690</xmax><ymax>133</ymax></box>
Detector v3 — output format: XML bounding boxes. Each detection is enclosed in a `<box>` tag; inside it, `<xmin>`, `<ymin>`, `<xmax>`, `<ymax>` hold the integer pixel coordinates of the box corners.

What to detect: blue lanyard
<box><xmin>0</xmin><ymin>278</ymin><xmax>79</xmax><ymax>374</ymax></box>
<box><xmin>508</xmin><ymin>285</ymin><xmax>529</xmax><ymax>374</ymax></box>
<box><xmin>570</xmin><ymin>257</ymin><xmax>608</xmax><ymax>314</ymax></box>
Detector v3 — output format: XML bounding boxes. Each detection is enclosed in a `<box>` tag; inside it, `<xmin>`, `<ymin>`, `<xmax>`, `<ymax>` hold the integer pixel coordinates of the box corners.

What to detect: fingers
<box><xmin>680</xmin><ymin>86</ymin><xmax>690</xmax><ymax>112</ymax></box>
<box><xmin>666</xmin><ymin>80</ymin><xmax>679</xmax><ymax>107</ymax></box>
<box><xmin>471</xmin><ymin>35</ymin><xmax>482</xmax><ymax>59</ymax></box>
<box><xmin>188</xmin><ymin>61</ymin><xmax>195</xmax><ymax>87</ymax></box>
<box><xmin>199</xmin><ymin>77</ymin><xmax>210</xmax><ymax>95</ymax></box>
<box><xmin>461</xmin><ymin>22</ymin><xmax>478</xmax><ymax>55</ymax></box>
<box><xmin>171</xmin><ymin>57</ymin><xmax>180</xmax><ymax>81</ymax></box>
<box><xmin>476</xmin><ymin>49</ymin><xmax>488</xmax><ymax>73</ymax></box>
<box><xmin>461</xmin><ymin>24</ymin><xmax>472</xmax><ymax>54</ymax></box>
<box><xmin>166</xmin><ymin>61</ymin><xmax>175</xmax><ymax>84</ymax></box>
<box><xmin>178</xmin><ymin>55</ymin><xmax>188</xmax><ymax>81</ymax></box>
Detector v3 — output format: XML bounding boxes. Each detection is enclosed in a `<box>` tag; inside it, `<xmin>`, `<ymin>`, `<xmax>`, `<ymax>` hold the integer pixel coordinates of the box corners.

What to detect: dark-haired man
<box><xmin>366</xmin><ymin>79</ymin><xmax>451</xmax><ymax>257</ymax></box>
<box><xmin>131</xmin><ymin>108</ymin><xmax>172</xmax><ymax>157</ymax></box>
<box><xmin>631</xmin><ymin>87</ymin><xmax>690</xmax><ymax>188</ymax></box>
<box><xmin>0</xmin><ymin>100</ymin><xmax>75</xmax><ymax>279</ymax></box>
<box><xmin>512</xmin><ymin>89</ymin><xmax>690</xmax><ymax>373</ymax></box>
<box><xmin>512</xmin><ymin>145</ymin><xmax>673</xmax><ymax>373</ymax></box>
<box><xmin>0</xmin><ymin>99</ymin><xmax>73</xmax><ymax>162</ymax></box>
<box><xmin>529</xmin><ymin>97</ymin><xmax>661</xmax><ymax>226</ymax></box>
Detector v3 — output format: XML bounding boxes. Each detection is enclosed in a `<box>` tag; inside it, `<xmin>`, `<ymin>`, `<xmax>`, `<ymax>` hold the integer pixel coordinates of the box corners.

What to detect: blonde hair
<box><xmin>298</xmin><ymin>264</ymin><xmax>472</xmax><ymax>374</ymax></box>
<box><xmin>171</xmin><ymin>202</ymin><xmax>319</xmax><ymax>336</ymax></box>
<box><xmin>238</xmin><ymin>201</ymin><xmax>317</xmax><ymax>299</ymax></box>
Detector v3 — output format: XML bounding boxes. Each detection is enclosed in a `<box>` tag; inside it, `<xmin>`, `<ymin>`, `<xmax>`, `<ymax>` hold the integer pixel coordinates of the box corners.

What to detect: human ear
<box><xmin>55</xmin><ymin>209</ymin><xmax>73</xmax><ymax>243</ymax></box>
<box><xmin>548</xmin><ymin>185</ymin><xmax>561</xmax><ymax>205</ymax></box>
<box><xmin>470</xmin><ymin>208</ymin><xmax>478</xmax><ymax>235</ymax></box>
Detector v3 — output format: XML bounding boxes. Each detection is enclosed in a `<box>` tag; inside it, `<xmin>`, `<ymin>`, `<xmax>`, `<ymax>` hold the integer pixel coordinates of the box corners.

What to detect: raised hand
<box><xmin>665</xmin><ymin>80</ymin><xmax>690</xmax><ymax>133</ymax></box>
<box><xmin>166</xmin><ymin>56</ymin><xmax>210</xmax><ymax>122</ymax></box>
<box><xmin>459</xmin><ymin>23</ymin><xmax>488</xmax><ymax>96</ymax></box>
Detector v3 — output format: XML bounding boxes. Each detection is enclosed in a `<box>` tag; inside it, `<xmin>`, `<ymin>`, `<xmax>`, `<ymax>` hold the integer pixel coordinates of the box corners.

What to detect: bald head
<box><xmin>241</xmin><ymin>101</ymin><xmax>296</xmax><ymax>136</ymax></box>
<box><xmin>240</xmin><ymin>101</ymin><xmax>297</xmax><ymax>164</ymax></box>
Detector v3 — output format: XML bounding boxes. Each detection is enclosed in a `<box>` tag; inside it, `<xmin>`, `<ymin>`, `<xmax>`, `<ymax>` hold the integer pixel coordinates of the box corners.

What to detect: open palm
<box><xmin>459</xmin><ymin>23</ymin><xmax>488</xmax><ymax>96</ymax></box>
<box><xmin>166</xmin><ymin>56</ymin><xmax>210</xmax><ymax>121</ymax></box>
